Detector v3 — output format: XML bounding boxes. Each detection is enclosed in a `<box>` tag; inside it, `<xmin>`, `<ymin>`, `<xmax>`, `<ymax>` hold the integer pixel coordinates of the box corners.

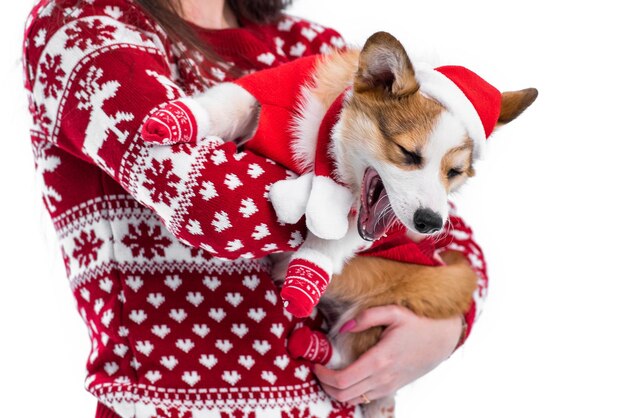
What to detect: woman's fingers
<box><xmin>318</xmin><ymin>375</ymin><xmax>376</xmax><ymax>404</ymax></box>
<box><xmin>314</xmin><ymin>344</ymin><xmax>384</xmax><ymax>389</ymax></box>
<box><xmin>341</xmin><ymin>305</ymin><xmax>405</xmax><ymax>333</ymax></box>
<box><xmin>313</xmin><ymin>362</ymin><xmax>368</xmax><ymax>391</ymax></box>
<box><xmin>313</xmin><ymin>333</ymin><xmax>396</xmax><ymax>392</ymax></box>
<box><xmin>344</xmin><ymin>381</ymin><xmax>396</xmax><ymax>406</ymax></box>
<box><xmin>318</xmin><ymin>364</ymin><xmax>396</xmax><ymax>405</ymax></box>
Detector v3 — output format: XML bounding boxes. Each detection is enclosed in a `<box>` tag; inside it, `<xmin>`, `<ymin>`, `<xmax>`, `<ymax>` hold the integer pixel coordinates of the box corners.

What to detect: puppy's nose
<box><xmin>413</xmin><ymin>209</ymin><xmax>443</xmax><ymax>234</ymax></box>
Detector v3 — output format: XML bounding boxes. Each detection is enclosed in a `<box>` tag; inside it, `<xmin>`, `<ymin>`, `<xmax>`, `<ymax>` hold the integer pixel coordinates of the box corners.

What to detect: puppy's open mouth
<box><xmin>358</xmin><ymin>167</ymin><xmax>397</xmax><ymax>241</ymax></box>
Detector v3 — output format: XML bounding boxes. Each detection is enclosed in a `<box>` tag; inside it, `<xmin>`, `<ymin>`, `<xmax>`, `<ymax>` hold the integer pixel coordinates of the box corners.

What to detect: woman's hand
<box><xmin>313</xmin><ymin>305</ymin><xmax>462</xmax><ymax>405</ymax></box>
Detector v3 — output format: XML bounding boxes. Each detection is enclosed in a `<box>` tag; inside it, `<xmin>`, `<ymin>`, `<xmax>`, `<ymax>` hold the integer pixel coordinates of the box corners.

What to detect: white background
<box><xmin>1</xmin><ymin>0</ymin><xmax>625</xmax><ymax>417</ymax></box>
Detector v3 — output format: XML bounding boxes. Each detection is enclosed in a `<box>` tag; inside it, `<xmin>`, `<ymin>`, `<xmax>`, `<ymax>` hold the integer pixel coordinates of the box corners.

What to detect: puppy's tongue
<box><xmin>358</xmin><ymin>168</ymin><xmax>396</xmax><ymax>241</ymax></box>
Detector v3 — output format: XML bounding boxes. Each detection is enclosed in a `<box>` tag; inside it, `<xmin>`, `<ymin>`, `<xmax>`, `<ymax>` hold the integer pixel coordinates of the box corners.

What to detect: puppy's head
<box><xmin>335</xmin><ymin>32</ymin><xmax>537</xmax><ymax>240</ymax></box>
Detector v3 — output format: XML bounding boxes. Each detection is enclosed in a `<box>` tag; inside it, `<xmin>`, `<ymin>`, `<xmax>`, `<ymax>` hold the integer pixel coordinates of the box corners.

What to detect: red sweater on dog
<box><xmin>23</xmin><ymin>1</ymin><xmax>488</xmax><ymax>417</ymax></box>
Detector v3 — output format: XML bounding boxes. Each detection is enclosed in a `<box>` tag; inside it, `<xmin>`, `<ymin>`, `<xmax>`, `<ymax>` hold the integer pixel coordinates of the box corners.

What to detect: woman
<box><xmin>23</xmin><ymin>0</ymin><xmax>488</xmax><ymax>416</ymax></box>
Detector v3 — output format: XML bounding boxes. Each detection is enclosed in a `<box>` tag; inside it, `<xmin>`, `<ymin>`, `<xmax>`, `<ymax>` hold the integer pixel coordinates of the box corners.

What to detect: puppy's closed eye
<box><xmin>396</xmin><ymin>144</ymin><xmax>422</xmax><ymax>166</ymax></box>
<box><xmin>447</xmin><ymin>168</ymin><xmax>463</xmax><ymax>179</ymax></box>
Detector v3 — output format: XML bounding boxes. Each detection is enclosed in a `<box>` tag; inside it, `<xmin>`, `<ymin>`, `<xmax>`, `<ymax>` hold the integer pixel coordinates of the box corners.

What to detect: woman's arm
<box><xmin>24</xmin><ymin>4</ymin><xmax>309</xmax><ymax>260</ymax></box>
<box><xmin>432</xmin><ymin>209</ymin><xmax>489</xmax><ymax>342</ymax></box>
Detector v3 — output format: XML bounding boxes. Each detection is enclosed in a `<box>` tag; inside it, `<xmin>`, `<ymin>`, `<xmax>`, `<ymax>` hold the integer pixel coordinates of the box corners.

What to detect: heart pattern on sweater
<box><xmin>215</xmin><ymin>339</ymin><xmax>233</xmax><ymax>354</ymax></box>
<box><xmin>274</xmin><ymin>355</ymin><xmax>290</xmax><ymax>370</ymax></box>
<box><xmin>94</xmin><ymin>298</ymin><xmax>104</xmax><ymax>314</ymax></box>
<box><xmin>225</xmin><ymin>292</ymin><xmax>243</xmax><ymax>307</ymax></box>
<box><xmin>145</xmin><ymin>370</ymin><xmax>162</xmax><ymax>384</ymax></box>
<box><xmin>261</xmin><ymin>370</ymin><xmax>277</xmax><ymax>385</ymax></box>
<box><xmin>294</xmin><ymin>365</ymin><xmax>309</xmax><ymax>381</ymax></box>
<box><xmin>203</xmin><ymin>276</ymin><xmax>221</xmax><ymax>291</ymax></box>
<box><xmin>99</xmin><ymin>277</ymin><xmax>113</xmax><ymax>293</ymax></box>
<box><xmin>136</xmin><ymin>340</ymin><xmax>154</xmax><ymax>356</ymax></box>
<box><xmin>238</xmin><ymin>355</ymin><xmax>255</xmax><ymax>370</ymax></box>
<box><xmin>176</xmin><ymin>339</ymin><xmax>194</xmax><ymax>353</ymax></box>
<box><xmin>152</xmin><ymin>324</ymin><xmax>170</xmax><ymax>339</ymax></box>
<box><xmin>169</xmin><ymin>308</ymin><xmax>187</xmax><ymax>323</ymax></box>
<box><xmin>101</xmin><ymin>309</ymin><xmax>114</xmax><ymax>327</ymax></box>
<box><xmin>113</xmin><ymin>344</ymin><xmax>128</xmax><ymax>358</ymax></box>
<box><xmin>231</xmin><ymin>323</ymin><xmax>249</xmax><ymax>338</ymax></box>
<box><xmin>186</xmin><ymin>291</ymin><xmax>204</xmax><ymax>307</ymax></box>
<box><xmin>129</xmin><ymin>309</ymin><xmax>147</xmax><ymax>324</ymax></box>
<box><xmin>252</xmin><ymin>340</ymin><xmax>271</xmax><ymax>355</ymax></box>
<box><xmin>182</xmin><ymin>370</ymin><xmax>200</xmax><ymax>387</ymax></box>
<box><xmin>104</xmin><ymin>362</ymin><xmax>119</xmax><ymax>376</ymax></box>
<box><xmin>222</xmin><ymin>370</ymin><xmax>241</xmax><ymax>386</ymax></box>
<box><xmin>199</xmin><ymin>354</ymin><xmax>218</xmax><ymax>369</ymax></box>
<box><xmin>160</xmin><ymin>356</ymin><xmax>178</xmax><ymax>371</ymax></box>
<box><xmin>270</xmin><ymin>323</ymin><xmax>285</xmax><ymax>338</ymax></box>
<box><xmin>125</xmin><ymin>276</ymin><xmax>143</xmax><ymax>292</ymax></box>
<box><xmin>147</xmin><ymin>292</ymin><xmax>166</xmax><ymax>308</ymax></box>
<box><xmin>247</xmin><ymin>308</ymin><xmax>266</xmax><ymax>323</ymax></box>
<box><xmin>164</xmin><ymin>275</ymin><xmax>182</xmax><ymax>291</ymax></box>
<box><xmin>192</xmin><ymin>324</ymin><xmax>210</xmax><ymax>338</ymax></box>
<box><xmin>208</xmin><ymin>308</ymin><xmax>226</xmax><ymax>322</ymax></box>
<box><xmin>242</xmin><ymin>275</ymin><xmax>260</xmax><ymax>290</ymax></box>
<box><xmin>257</xmin><ymin>52</ymin><xmax>276</xmax><ymax>66</ymax></box>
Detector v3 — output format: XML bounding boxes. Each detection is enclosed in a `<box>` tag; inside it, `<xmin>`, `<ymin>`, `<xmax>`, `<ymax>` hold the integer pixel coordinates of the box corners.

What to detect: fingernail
<box><xmin>339</xmin><ymin>319</ymin><xmax>356</xmax><ymax>334</ymax></box>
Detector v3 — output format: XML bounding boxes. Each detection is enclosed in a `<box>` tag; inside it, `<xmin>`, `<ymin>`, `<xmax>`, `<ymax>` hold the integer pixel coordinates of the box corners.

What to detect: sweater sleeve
<box><xmin>429</xmin><ymin>205</ymin><xmax>489</xmax><ymax>342</ymax></box>
<box><xmin>24</xmin><ymin>3</ymin><xmax>306</xmax><ymax>260</ymax></box>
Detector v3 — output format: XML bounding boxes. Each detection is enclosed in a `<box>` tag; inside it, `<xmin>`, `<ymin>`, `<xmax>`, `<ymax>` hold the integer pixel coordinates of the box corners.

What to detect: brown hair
<box><xmin>134</xmin><ymin>0</ymin><xmax>292</xmax><ymax>77</ymax></box>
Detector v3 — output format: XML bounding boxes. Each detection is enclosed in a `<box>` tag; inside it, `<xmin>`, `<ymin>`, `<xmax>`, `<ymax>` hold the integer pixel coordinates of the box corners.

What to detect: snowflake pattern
<box><xmin>281</xmin><ymin>406</ymin><xmax>316</xmax><ymax>418</ymax></box>
<box><xmin>142</xmin><ymin>158</ymin><xmax>181</xmax><ymax>205</ymax></box>
<box><xmin>72</xmin><ymin>230</ymin><xmax>104</xmax><ymax>267</ymax></box>
<box><xmin>31</xmin><ymin>101</ymin><xmax>52</xmax><ymax>135</ymax></box>
<box><xmin>121</xmin><ymin>222</ymin><xmax>172</xmax><ymax>260</ymax></box>
<box><xmin>220</xmin><ymin>411</ymin><xmax>257</xmax><ymax>418</ymax></box>
<box><xmin>38</xmin><ymin>54</ymin><xmax>65</xmax><ymax>99</ymax></box>
<box><xmin>327</xmin><ymin>401</ymin><xmax>356</xmax><ymax>418</ymax></box>
<box><xmin>154</xmin><ymin>407</ymin><xmax>192</xmax><ymax>418</ymax></box>
<box><xmin>64</xmin><ymin>19</ymin><xmax>116</xmax><ymax>51</ymax></box>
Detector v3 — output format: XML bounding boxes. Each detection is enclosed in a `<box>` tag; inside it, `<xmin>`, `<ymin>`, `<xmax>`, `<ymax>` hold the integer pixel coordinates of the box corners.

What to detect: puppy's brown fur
<box><xmin>326</xmin><ymin>251</ymin><xmax>477</xmax><ymax>360</ymax></box>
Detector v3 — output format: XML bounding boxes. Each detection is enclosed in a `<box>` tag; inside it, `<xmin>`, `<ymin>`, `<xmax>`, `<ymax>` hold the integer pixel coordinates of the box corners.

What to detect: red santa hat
<box><xmin>415</xmin><ymin>65</ymin><xmax>502</xmax><ymax>158</ymax></box>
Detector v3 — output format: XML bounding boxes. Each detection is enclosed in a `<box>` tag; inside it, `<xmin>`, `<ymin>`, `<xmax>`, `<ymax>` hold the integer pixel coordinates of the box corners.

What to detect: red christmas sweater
<box><xmin>23</xmin><ymin>1</ymin><xmax>488</xmax><ymax>417</ymax></box>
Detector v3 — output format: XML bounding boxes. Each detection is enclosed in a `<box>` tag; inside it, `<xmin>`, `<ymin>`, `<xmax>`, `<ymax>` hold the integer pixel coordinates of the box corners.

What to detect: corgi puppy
<box><xmin>141</xmin><ymin>31</ymin><xmax>537</xmax><ymax>418</ymax></box>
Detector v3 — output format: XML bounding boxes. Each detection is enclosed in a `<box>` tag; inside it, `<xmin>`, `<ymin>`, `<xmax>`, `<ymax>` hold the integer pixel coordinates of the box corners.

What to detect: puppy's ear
<box><xmin>354</xmin><ymin>31</ymin><xmax>419</xmax><ymax>97</ymax></box>
<box><xmin>498</xmin><ymin>88</ymin><xmax>538</xmax><ymax>125</ymax></box>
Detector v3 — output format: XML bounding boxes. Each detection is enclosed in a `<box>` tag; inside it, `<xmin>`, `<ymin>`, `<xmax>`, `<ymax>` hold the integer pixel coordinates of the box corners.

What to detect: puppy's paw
<box><xmin>281</xmin><ymin>254</ymin><xmax>332</xmax><ymax>318</ymax></box>
<box><xmin>287</xmin><ymin>326</ymin><xmax>333</xmax><ymax>364</ymax></box>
